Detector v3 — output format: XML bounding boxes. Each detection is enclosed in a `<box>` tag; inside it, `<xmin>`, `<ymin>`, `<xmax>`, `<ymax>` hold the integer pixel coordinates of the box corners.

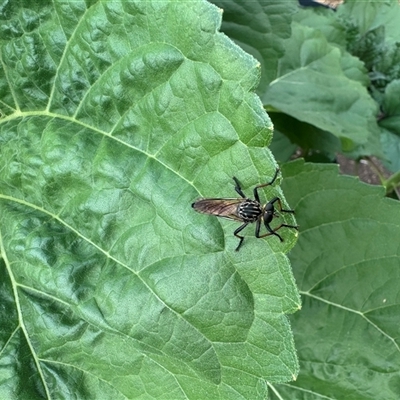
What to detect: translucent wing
<box><xmin>191</xmin><ymin>198</ymin><xmax>243</xmax><ymax>221</ymax></box>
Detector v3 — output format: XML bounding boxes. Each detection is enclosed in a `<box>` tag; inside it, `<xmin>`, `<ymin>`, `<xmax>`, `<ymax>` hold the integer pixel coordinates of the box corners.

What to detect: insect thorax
<box><xmin>237</xmin><ymin>200</ymin><xmax>262</xmax><ymax>222</ymax></box>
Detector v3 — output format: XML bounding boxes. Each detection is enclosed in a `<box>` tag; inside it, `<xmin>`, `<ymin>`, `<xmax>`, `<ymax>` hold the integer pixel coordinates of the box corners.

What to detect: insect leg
<box><xmin>259</xmin><ymin>222</ymin><xmax>299</xmax><ymax>242</ymax></box>
<box><xmin>232</xmin><ymin>177</ymin><xmax>246</xmax><ymax>198</ymax></box>
<box><xmin>269</xmin><ymin>196</ymin><xmax>295</xmax><ymax>214</ymax></box>
<box><xmin>255</xmin><ymin>217</ymin><xmax>261</xmax><ymax>237</ymax></box>
<box><xmin>233</xmin><ymin>222</ymin><xmax>248</xmax><ymax>251</ymax></box>
<box><xmin>258</xmin><ymin>219</ymin><xmax>284</xmax><ymax>242</ymax></box>
<box><xmin>253</xmin><ymin>168</ymin><xmax>280</xmax><ymax>203</ymax></box>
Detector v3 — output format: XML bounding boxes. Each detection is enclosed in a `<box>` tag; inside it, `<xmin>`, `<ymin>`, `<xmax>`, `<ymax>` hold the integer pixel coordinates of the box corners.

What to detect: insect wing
<box><xmin>192</xmin><ymin>198</ymin><xmax>243</xmax><ymax>221</ymax></box>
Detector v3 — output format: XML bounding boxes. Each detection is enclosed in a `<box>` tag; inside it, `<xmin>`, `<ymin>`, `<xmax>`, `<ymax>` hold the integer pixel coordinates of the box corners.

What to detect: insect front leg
<box><xmin>257</xmin><ymin>218</ymin><xmax>284</xmax><ymax>242</ymax></box>
<box><xmin>259</xmin><ymin>223</ymin><xmax>299</xmax><ymax>242</ymax></box>
<box><xmin>262</xmin><ymin>197</ymin><xmax>298</xmax><ymax>241</ymax></box>
<box><xmin>255</xmin><ymin>217</ymin><xmax>261</xmax><ymax>238</ymax></box>
<box><xmin>233</xmin><ymin>222</ymin><xmax>248</xmax><ymax>251</ymax></box>
<box><xmin>232</xmin><ymin>177</ymin><xmax>246</xmax><ymax>198</ymax></box>
<box><xmin>269</xmin><ymin>196</ymin><xmax>295</xmax><ymax>214</ymax></box>
<box><xmin>253</xmin><ymin>168</ymin><xmax>280</xmax><ymax>203</ymax></box>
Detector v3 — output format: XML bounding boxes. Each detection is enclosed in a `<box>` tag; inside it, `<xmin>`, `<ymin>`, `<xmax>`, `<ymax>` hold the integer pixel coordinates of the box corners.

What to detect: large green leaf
<box><xmin>269</xmin><ymin>161</ymin><xmax>400</xmax><ymax>400</ymax></box>
<box><xmin>0</xmin><ymin>1</ymin><xmax>300</xmax><ymax>398</ymax></box>
<box><xmin>263</xmin><ymin>21</ymin><xmax>379</xmax><ymax>152</ymax></box>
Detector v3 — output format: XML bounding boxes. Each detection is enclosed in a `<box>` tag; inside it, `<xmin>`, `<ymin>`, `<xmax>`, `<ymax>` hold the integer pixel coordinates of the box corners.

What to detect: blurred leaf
<box><xmin>269</xmin><ymin>130</ymin><xmax>298</xmax><ymax>163</ymax></box>
<box><xmin>380</xmin><ymin>128</ymin><xmax>400</xmax><ymax>173</ymax></box>
<box><xmin>268</xmin><ymin>160</ymin><xmax>400</xmax><ymax>400</ymax></box>
<box><xmin>212</xmin><ymin>0</ymin><xmax>381</xmax><ymax>156</ymax></box>
<box><xmin>0</xmin><ymin>0</ymin><xmax>300</xmax><ymax>398</ymax></box>
<box><xmin>294</xmin><ymin>6</ymin><xmax>347</xmax><ymax>48</ymax></box>
<box><xmin>337</xmin><ymin>0</ymin><xmax>400</xmax><ymax>38</ymax></box>
<box><xmin>333</xmin><ymin>0</ymin><xmax>400</xmax><ymax>107</ymax></box>
<box><xmin>381</xmin><ymin>79</ymin><xmax>400</xmax><ymax>135</ymax></box>
<box><xmin>270</xmin><ymin>112</ymin><xmax>340</xmax><ymax>160</ymax></box>
<box><xmin>210</xmin><ymin>0</ymin><xmax>297</xmax><ymax>96</ymax></box>
<box><xmin>264</xmin><ymin>22</ymin><xmax>380</xmax><ymax>151</ymax></box>
<box><xmin>293</xmin><ymin>8</ymin><xmax>371</xmax><ymax>86</ymax></box>
<box><xmin>379</xmin><ymin>80</ymin><xmax>400</xmax><ymax>172</ymax></box>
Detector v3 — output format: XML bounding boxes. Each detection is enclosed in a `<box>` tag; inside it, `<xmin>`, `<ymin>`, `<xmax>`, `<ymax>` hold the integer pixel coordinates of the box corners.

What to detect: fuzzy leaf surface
<box><xmin>0</xmin><ymin>1</ymin><xmax>300</xmax><ymax>399</ymax></box>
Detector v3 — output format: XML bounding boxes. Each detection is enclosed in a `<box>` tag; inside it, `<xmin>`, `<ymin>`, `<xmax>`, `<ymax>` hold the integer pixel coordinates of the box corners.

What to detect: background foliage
<box><xmin>210</xmin><ymin>0</ymin><xmax>400</xmax><ymax>398</ymax></box>
<box><xmin>1</xmin><ymin>0</ymin><xmax>400</xmax><ymax>399</ymax></box>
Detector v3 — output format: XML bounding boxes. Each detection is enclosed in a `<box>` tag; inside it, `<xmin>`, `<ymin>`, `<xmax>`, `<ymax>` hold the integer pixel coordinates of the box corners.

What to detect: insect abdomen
<box><xmin>237</xmin><ymin>200</ymin><xmax>262</xmax><ymax>222</ymax></box>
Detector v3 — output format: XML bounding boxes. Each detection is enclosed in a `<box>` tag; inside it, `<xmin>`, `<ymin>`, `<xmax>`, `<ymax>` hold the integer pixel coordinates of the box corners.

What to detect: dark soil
<box><xmin>336</xmin><ymin>154</ymin><xmax>389</xmax><ymax>186</ymax></box>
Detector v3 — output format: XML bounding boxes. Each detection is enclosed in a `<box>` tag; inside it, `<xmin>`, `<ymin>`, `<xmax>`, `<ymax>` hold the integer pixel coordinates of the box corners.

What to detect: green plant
<box><xmin>1</xmin><ymin>1</ymin><xmax>399</xmax><ymax>399</ymax></box>
<box><xmin>211</xmin><ymin>0</ymin><xmax>400</xmax><ymax>398</ymax></box>
<box><xmin>214</xmin><ymin>0</ymin><xmax>400</xmax><ymax>191</ymax></box>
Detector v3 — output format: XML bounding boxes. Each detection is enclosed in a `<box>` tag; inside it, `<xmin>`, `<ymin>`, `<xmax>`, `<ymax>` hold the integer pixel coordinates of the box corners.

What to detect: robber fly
<box><xmin>192</xmin><ymin>169</ymin><xmax>298</xmax><ymax>251</ymax></box>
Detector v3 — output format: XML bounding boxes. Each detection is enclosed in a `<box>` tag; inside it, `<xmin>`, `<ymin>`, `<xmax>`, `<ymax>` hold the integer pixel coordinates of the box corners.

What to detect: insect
<box><xmin>192</xmin><ymin>169</ymin><xmax>298</xmax><ymax>251</ymax></box>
